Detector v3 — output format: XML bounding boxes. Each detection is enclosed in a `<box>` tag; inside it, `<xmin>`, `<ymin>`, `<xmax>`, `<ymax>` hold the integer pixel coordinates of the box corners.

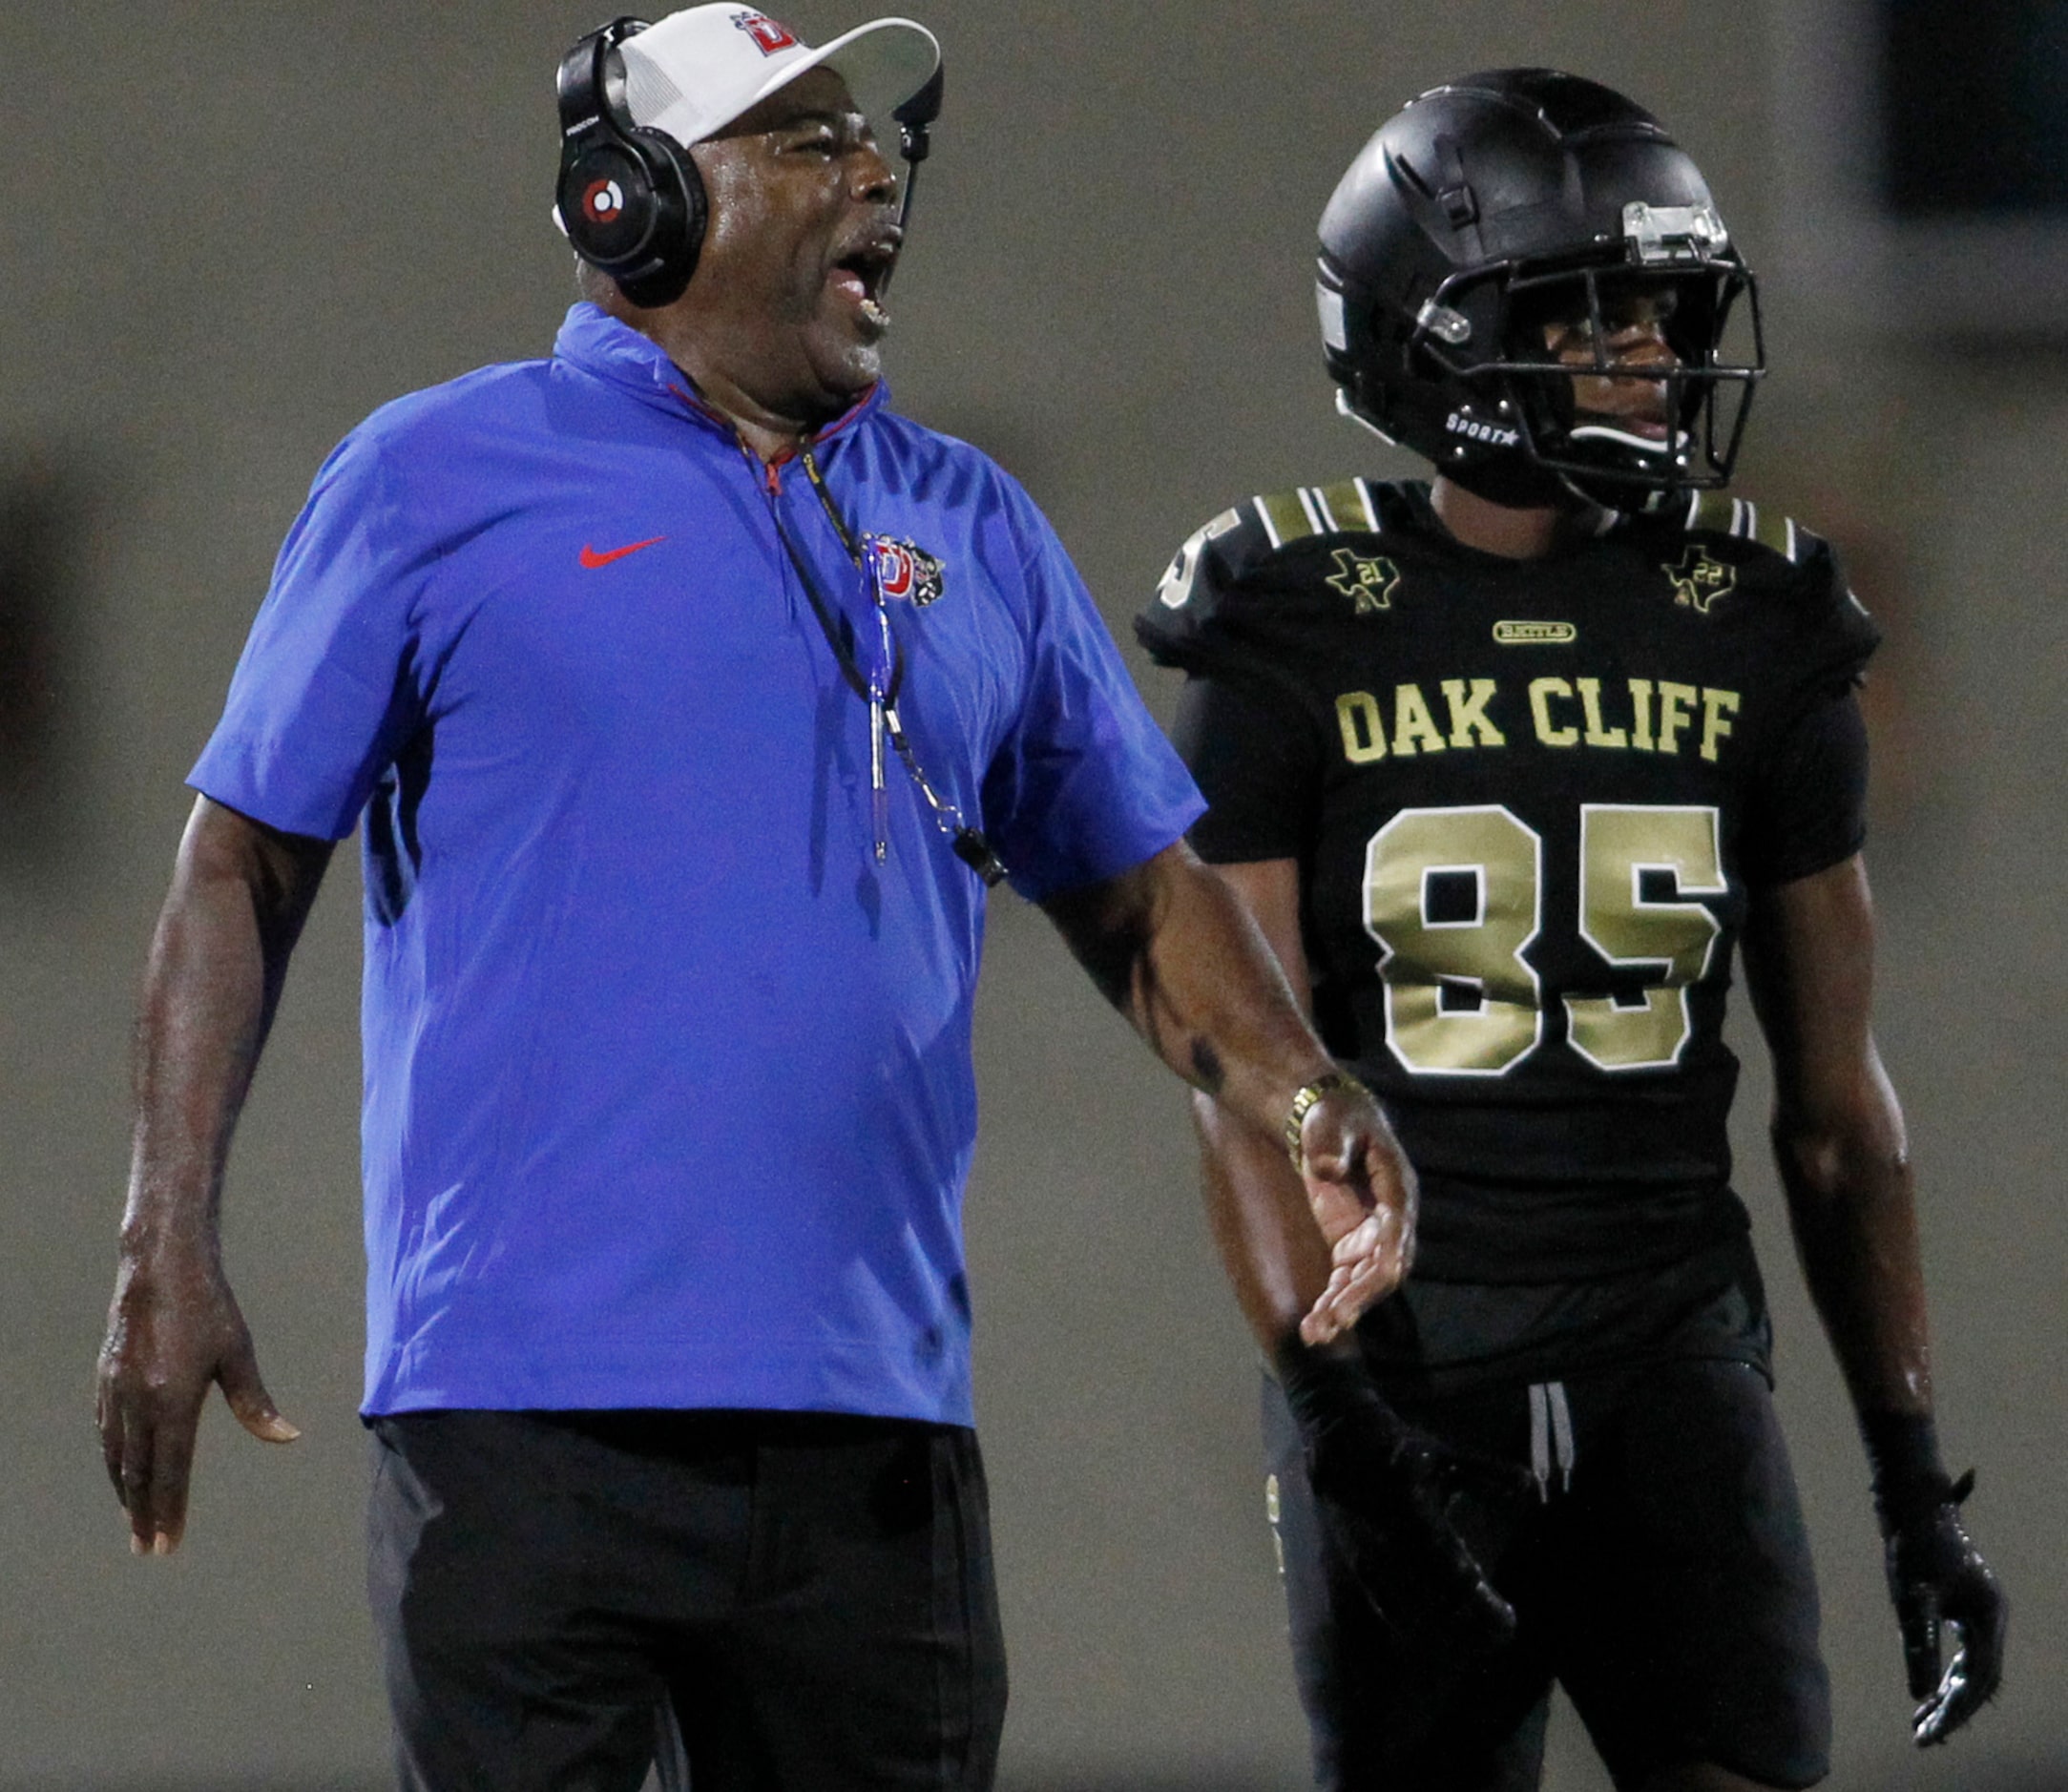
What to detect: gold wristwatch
<box><xmin>1284</xmin><ymin>1071</ymin><xmax>1368</xmax><ymax>1170</ymax></box>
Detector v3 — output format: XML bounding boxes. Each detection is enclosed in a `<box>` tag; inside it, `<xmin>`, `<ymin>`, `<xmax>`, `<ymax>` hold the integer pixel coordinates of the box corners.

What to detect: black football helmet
<box><xmin>1316</xmin><ymin>70</ymin><xmax>1762</xmax><ymax>510</ymax></box>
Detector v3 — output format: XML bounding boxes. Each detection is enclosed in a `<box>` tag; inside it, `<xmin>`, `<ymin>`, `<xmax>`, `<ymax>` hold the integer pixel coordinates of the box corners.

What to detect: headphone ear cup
<box><xmin>560</xmin><ymin>142</ymin><xmax>657</xmax><ymax>264</ymax></box>
<box><xmin>559</xmin><ymin>133</ymin><xmax>706</xmax><ymax>309</ymax></box>
<box><xmin>636</xmin><ymin>135</ymin><xmax>707</xmax><ymax>304</ymax></box>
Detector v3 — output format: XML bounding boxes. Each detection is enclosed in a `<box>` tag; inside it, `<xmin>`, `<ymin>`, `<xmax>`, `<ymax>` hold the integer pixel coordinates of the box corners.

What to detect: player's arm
<box><xmin>1180</xmin><ymin>854</ymin><xmax>1514</xmax><ymax>1653</ymax></box>
<box><xmin>1744</xmin><ymin>852</ymin><xmax>2005</xmax><ymax>1743</ymax></box>
<box><xmin>1040</xmin><ymin>840</ymin><xmax>1414</xmax><ymax>1341</ymax></box>
<box><xmin>95</xmin><ymin>795</ymin><xmax>334</xmax><ymax>1555</ymax></box>
<box><xmin>1744</xmin><ymin>853</ymin><xmax>1925</xmax><ymax>1410</ymax></box>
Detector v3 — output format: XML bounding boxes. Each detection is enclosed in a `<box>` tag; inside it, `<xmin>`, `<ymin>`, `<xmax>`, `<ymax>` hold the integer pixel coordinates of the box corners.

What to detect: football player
<box><xmin>1137</xmin><ymin>70</ymin><xmax>2006</xmax><ymax>1792</ymax></box>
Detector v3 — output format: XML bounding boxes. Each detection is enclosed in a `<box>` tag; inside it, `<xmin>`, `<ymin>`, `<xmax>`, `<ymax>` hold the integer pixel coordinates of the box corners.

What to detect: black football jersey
<box><xmin>1138</xmin><ymin>479</ymin><xmax>1879</xmax><ymax>1285</ymax></box>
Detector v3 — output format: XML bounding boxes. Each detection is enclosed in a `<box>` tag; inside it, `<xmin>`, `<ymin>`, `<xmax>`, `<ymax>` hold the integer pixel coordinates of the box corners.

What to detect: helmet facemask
<box><xmin>1494</xmin><ymin>257</ymin><xmax>1762</xmax><ymax>510</ymax></box>
<box><xmin>1403</xmin><ymin>213</ymin><xmax>1764</xmax><ymax>512</ymax></box>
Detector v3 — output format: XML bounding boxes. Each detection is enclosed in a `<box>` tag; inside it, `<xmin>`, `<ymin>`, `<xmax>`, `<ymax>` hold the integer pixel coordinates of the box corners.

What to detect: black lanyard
<box><xmin>759</xmin><ymin>443</ymin><xmax>1006</xmax><ymax>887</ymax></box>
<box><xmin>767</xmin><ymin>451</ymin><xmax>902</xmax><ymax>708</ymax></box>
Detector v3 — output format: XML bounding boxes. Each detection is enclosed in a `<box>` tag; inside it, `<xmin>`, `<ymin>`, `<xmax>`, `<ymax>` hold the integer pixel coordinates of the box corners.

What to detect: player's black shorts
<box><xmin>1262</xmin><ymin>1352</ymin><xmax>1830</xmax><ymax>1791</ymax></box>
<box><xmin>366</xmin><ymin>1407</ymin><xmax>1006</xmax><ymax>1792</ymax></box>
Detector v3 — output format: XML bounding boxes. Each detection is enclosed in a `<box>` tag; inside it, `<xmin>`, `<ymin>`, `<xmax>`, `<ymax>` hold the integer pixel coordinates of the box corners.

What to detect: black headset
<box><xmin>556</xmin><ymin>16</ymin><xmax>946</xmax><ymax>311</ymax></box>
<box><xmin>556</xmin><ymin>18</ymin><xmax>708</xmax><ymax>309</ymax></box>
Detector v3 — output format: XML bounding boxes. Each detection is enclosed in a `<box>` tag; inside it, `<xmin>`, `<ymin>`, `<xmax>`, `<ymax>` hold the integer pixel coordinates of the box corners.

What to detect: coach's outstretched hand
<box><xmin>1292</xmin><ymin>1079</ymin><xmax>1417</xmax><ymax>1345</ymax></box>
<box><xmin>97</xmin><ymin>1243</ymin><xmax>299</xmax><ymax>1555</ymax></box>
<box><xmin>1277</xmin><ymin>1337</ymin><xmax>1516</xmax><ymax>1657</ymax></box>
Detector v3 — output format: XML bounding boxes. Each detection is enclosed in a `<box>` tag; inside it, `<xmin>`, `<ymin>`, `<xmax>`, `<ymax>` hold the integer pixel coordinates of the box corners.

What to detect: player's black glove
<box><xmin>1276</xmin><ymin>1337</ymin><xmax>1517</xmax><ymax>1657</ymax></box>
<box><xmin>1862</xmin><ymin>1411</ymin><xmax>2008</xmax><ymax>1746</ymax></box>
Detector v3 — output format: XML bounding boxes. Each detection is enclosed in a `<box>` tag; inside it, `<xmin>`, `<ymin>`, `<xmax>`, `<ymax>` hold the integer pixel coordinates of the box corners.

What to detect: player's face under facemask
<box><xmin>1535</xmin><ymin>281</ymin><xmax>1681</xmax><ymax>438</ymax></box>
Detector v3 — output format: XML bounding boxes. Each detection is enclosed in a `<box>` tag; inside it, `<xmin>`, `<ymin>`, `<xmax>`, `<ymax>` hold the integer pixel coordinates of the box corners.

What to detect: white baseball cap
<box><xmin>615</xmin><ymin>6</ymin><xmax>939</xmax><ymax>146</ymax></box>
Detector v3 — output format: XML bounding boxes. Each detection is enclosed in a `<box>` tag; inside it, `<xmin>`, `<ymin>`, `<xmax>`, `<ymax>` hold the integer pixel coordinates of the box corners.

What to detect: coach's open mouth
<box><xmin>830</xmin><ymin>237</ymin><xmax>899</xmax><ymax>331</ymax></box>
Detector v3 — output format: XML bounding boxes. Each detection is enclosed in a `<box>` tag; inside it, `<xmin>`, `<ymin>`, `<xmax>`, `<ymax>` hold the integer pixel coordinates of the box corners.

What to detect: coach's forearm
<box><xmin>121</xmin><ymin>799</ymin><xmax>329</xmax><ymax>1255</ymax></box>
<box><xmin>100</xmin><ymin>799</ymin><xmax>326</xmax><ymax>1549</ymax></box>
<box><xmin>1043</xmin><ymin>842</ymin><xmax>1334</xmax><ymax>1137</ymax></box>
<box><xmin>1193</xmin><ymin>1093</ymin><xmax>1337</xmax><ymax>1351</ymax></box>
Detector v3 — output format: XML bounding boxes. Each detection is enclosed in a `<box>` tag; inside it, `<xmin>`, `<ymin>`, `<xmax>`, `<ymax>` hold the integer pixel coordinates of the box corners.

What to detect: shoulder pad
<box><xmin>1676</xmin><ymin>490</ymin><xmax>1878</xmax><ymax>679</ymax></box>
<box><xmin>1138</xmin><ymin>478</ymin><xmax>1403</xmax><ymax>674</ymax></box>
<box><xmin>1153</xmin><ymin>478</ymin><xmax>1385</xmax><ymax>613</ymax></box>
<box><xmin>1679</xmin><ymin>490</ymin><xmax>1819</xmax><ymax>566</ymax></box>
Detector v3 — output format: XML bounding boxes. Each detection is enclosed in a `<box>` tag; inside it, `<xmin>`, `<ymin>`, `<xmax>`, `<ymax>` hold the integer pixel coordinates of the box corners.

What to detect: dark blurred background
<box><xmin>3</xmin><ymin>3</ymin><xmax>2062</xmax><ymax>1788</ymax></box>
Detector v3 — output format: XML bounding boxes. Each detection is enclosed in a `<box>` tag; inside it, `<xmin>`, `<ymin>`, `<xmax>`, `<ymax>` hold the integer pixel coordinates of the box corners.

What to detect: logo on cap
<box><xmin>732</xmin><ymin>10</ymin><xmax>802</xmax><ymax>54</ymax></box>
<box><xmin>869</xmin><ymin>535</ymin><xmax>946</xmax><ymax>607</ymax></box>
<box><xmin>582</xmin><ymin>177</ymin><xmax>625</xmax><ymax>224</ymax></box>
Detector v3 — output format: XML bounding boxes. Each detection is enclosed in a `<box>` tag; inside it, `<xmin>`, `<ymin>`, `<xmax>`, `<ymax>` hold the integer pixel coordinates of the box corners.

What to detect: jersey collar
<box><xmin>553</xmin><ymin>302</ymin><xmax>888</xmax><ymax>448</ymax></box>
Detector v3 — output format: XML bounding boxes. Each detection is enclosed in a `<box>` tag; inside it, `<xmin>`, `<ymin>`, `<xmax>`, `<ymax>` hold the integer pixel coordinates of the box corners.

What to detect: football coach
<box><xmin>94</xmin><ymin>10</ymin><xmax>1414</xmax><ymax>1788</ymax></box>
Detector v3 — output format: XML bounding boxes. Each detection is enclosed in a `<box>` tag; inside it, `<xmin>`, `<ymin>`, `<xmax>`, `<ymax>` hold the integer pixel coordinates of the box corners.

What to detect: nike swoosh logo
<box><xmin>580</xmin><ymin>536</ymin><xmax>666</xmax><ymax>569</ymax></box>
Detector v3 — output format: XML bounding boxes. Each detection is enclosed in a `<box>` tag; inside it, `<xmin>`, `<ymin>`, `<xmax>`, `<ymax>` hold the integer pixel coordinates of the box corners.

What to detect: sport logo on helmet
<box><xmin>582</xmin><ymin>177</ymin><xmax>625</xmax><ymax>224</ymax></box>
<box><xmin>867</xmin><ymin>535</ymin><xmax>947</xmax><ymax>607</ymax></box>
<box><xmin>1445</xmin><ymin>409</ymin><xmax>1520</xmax><ymax>449</ymax></box>
<box><xmin>731</xmin><ymin>10</ymin><xmax>802</xmax><ymax>53</ymax></box>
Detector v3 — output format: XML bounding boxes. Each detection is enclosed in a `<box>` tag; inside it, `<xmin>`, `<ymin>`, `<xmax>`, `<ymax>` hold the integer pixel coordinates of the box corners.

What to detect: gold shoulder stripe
<box><xmin>1313</xmin><ymin>478</ymin><xmax>1379</xmax><ymax>533</ymax></box>
<box><xmin>1685</xmin><ymin>490</ymin><xmax>1808</xmax><ymax>561</ymax></box>
<box><xmin>1254</xmin><ymin>490</ymin><xmax>1317</xmax><ymax>549</ymax></box>
<box><xmin>1686</xmin><ymin>490</ymin><xmax>1736</xmax><ymax>535</ymax></box>
<box><xmin>1750</xmin><ymin>504</ymin><xmax>1795</xmax><ymax>557</ymax></box>
<box><xmin>1257</xmin><ymin>479</ymin><xmax>1382</xmax><ymax>547</ymax></box>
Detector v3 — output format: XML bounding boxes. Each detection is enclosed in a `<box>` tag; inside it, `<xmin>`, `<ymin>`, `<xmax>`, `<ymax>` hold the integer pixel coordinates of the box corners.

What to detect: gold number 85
<box><xmin>1362</xmin><ymin>803</ymin><xmax>1725</xmax><ymax>1076</ymax></box>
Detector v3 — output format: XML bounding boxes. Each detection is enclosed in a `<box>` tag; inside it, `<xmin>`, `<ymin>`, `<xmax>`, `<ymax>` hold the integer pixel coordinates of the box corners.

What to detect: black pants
<box><xmin>1264</xmin><ymin>1357</ymin><xmax>1830</xmax><ymax>1792</ymax></box>
<box><xmin>366</xmin><ymin>1408</ymin><xmax>1007</xmax><ymax>1791</ymax></box>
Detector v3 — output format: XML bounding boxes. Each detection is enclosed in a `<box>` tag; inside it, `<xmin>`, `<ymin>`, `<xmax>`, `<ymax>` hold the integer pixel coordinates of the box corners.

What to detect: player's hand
<box><xmin>1295</xmin><ymin>1083</ymin><xmax>1417</xmax><ymax>1344</ymax></box>
<box><xmin>1277</xmin><ymin>1340</ymin><xmax>1515</xmax><ymax>1657</ymax></box>
<box><xmin>95</xmin><ymin>1241</ymin><xmax>299</xmax><ymax>1555</ymax></box>
<box><xmin>1882</xmin><ymin>1472</ymin><xmax>2007</xmax><ymax>1745</ymax></box>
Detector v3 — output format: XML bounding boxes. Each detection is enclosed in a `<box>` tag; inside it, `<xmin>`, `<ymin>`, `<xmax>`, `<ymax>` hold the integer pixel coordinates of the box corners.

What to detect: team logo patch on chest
<box><xmin>868</xmin><ymin>535</ymin><xmax>947</xmax><ymax>607</ymax></box>
<box><xmin>1664</xmin><ymin>545</ymin><xmax>1735</xmax><ymax>614</ymax></box>
<box><xmin>1326</xmin><ymin>547</ymin><xmax>1400</xmax><ymax>615</ymax></box>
